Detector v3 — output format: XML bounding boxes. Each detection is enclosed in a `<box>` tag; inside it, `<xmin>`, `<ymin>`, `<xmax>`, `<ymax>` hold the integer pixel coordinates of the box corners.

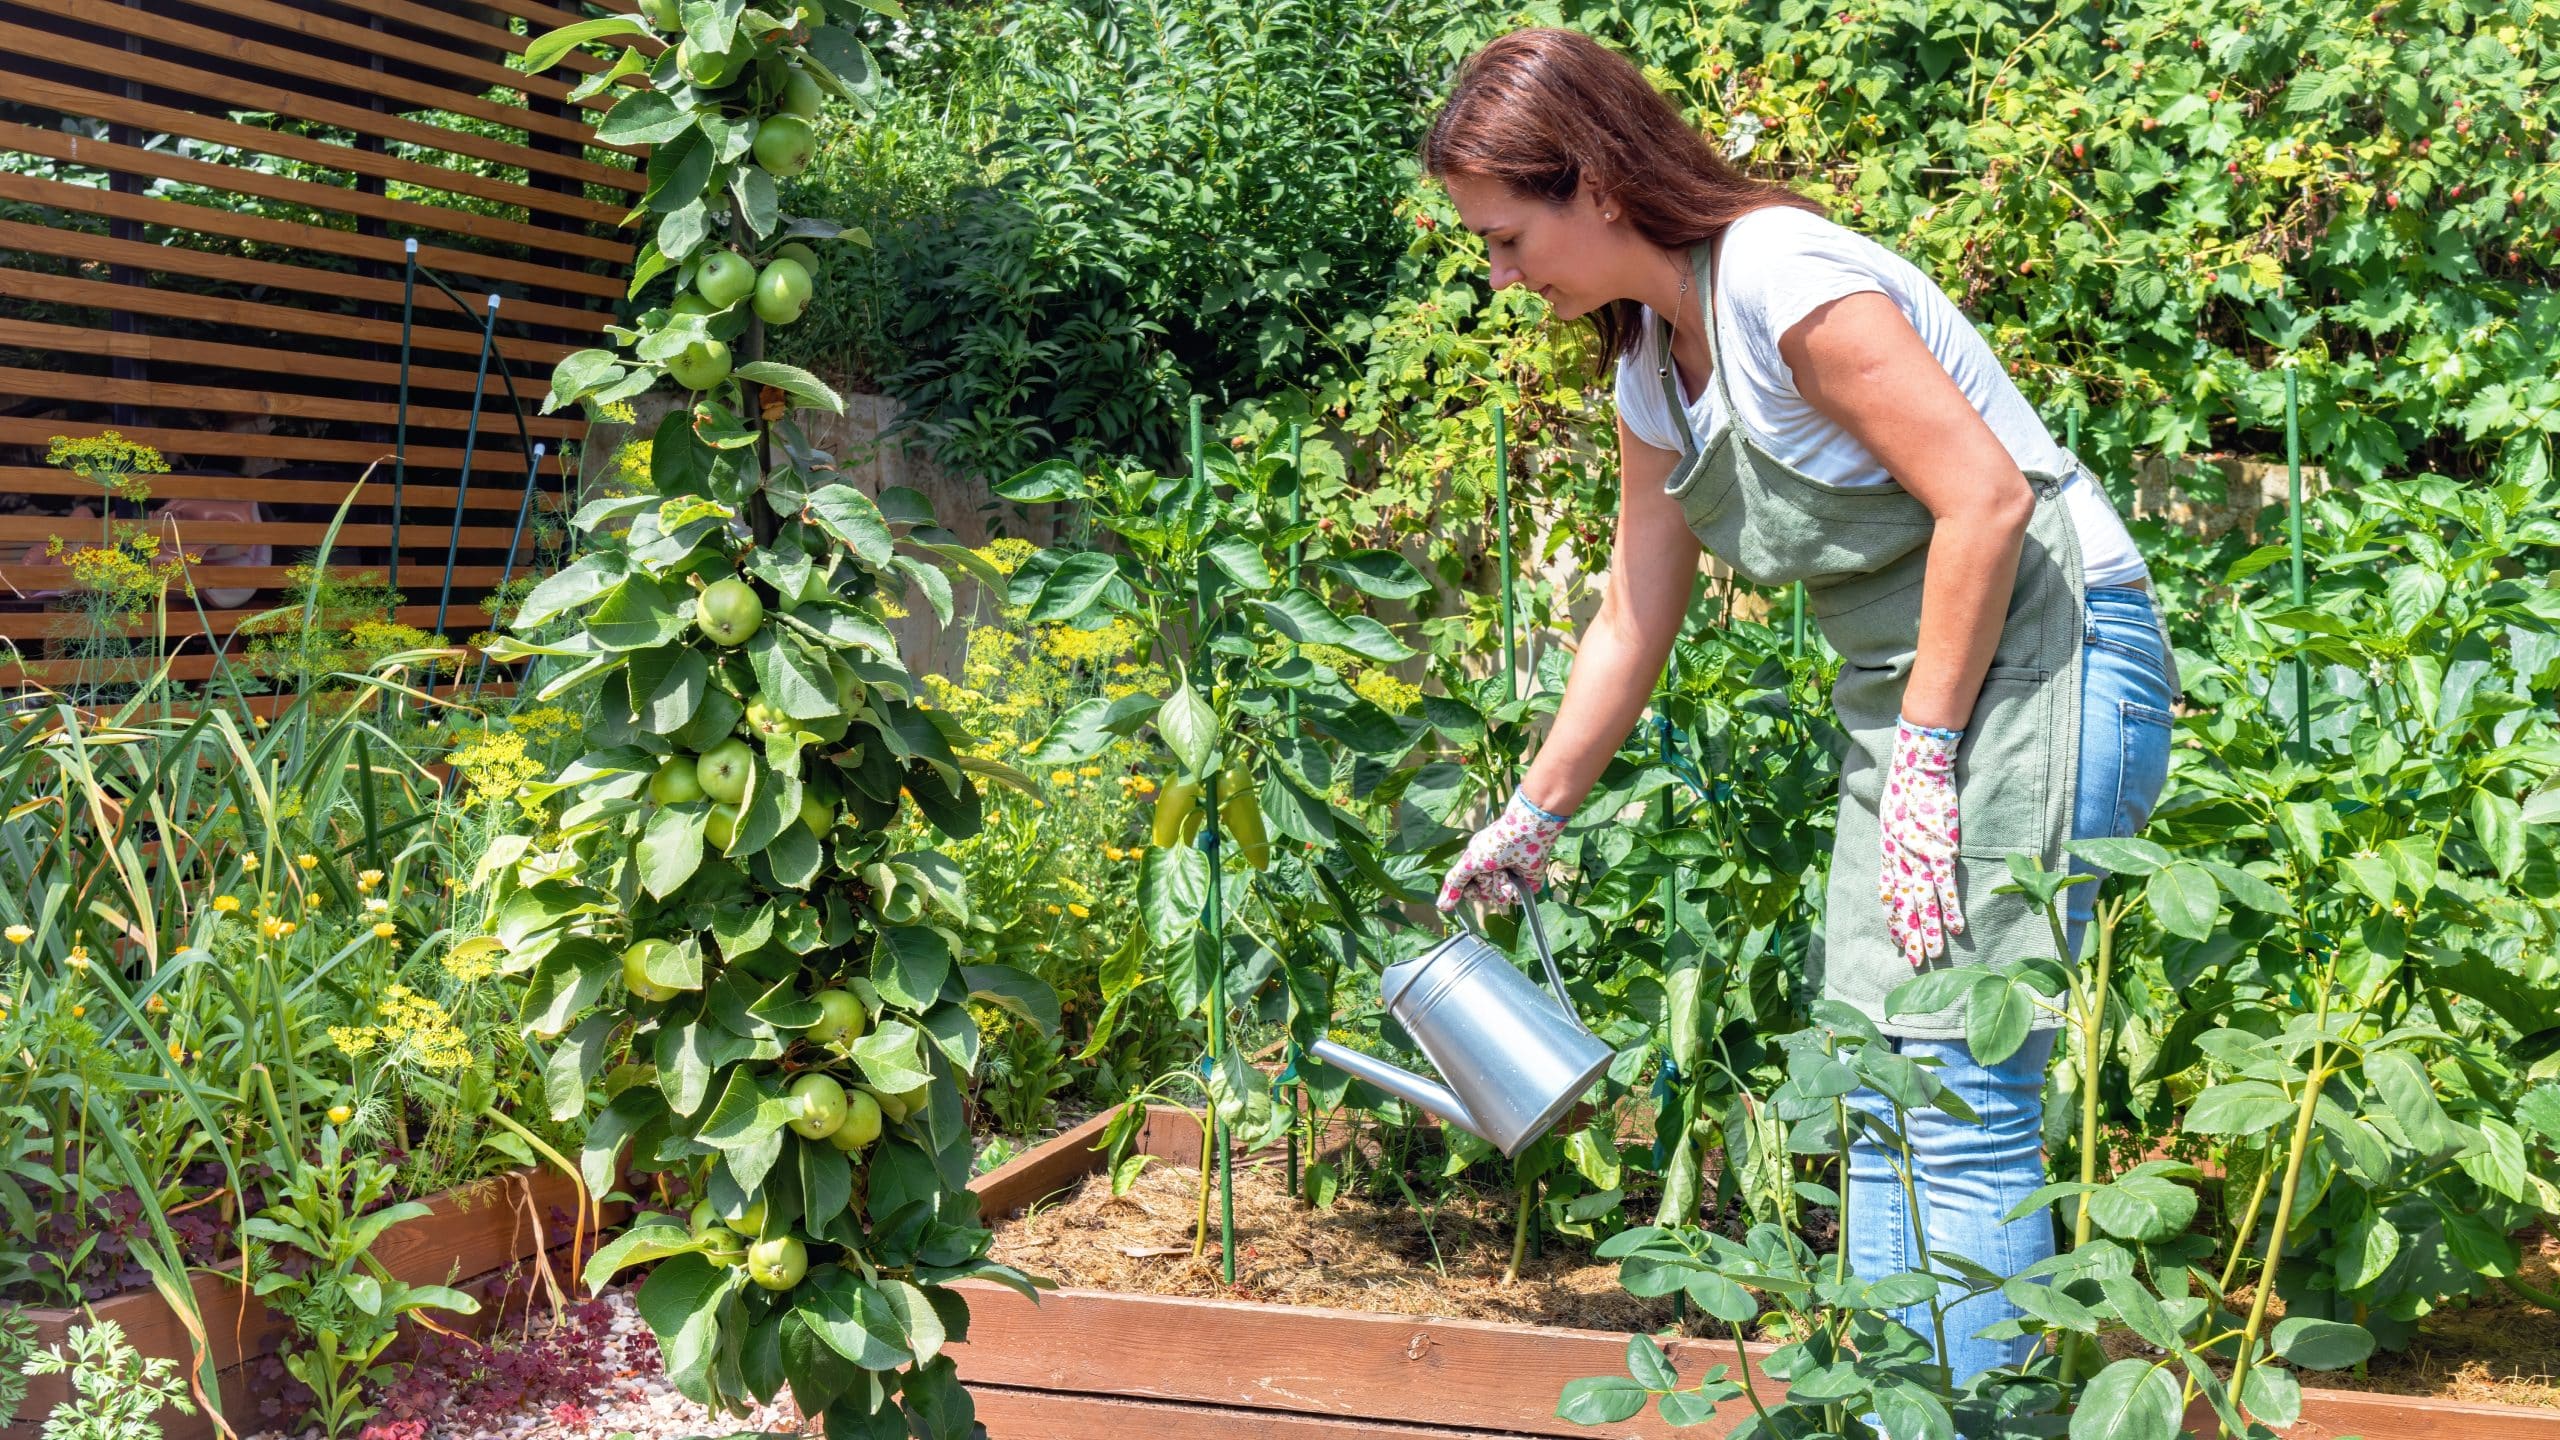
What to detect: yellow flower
<box><xmin>211</xmin><ymin>896</ymin><xmax>239</xmax><ymax>914</ymax></box>
<box><xmin>296</xmin><ymin>853</ymin><xmax>319</xmax><ymax>870</ymax></box>
<box><xmin>326</xmin><ymin>1104</ymin><xmax>353</xmax><ymax>1125</ymax></box>
<box><xmin>1048</xmin><ymin>770</ymin><xmax>1074</xmax><ymax>786</ymax></box>
<box><xmin>3</xmin><ymin>925</ymin><xmax>28</xmax><ymax>944</ymax></box>
<box><xmin>1104</xmin><ymin>846</ymin><xmax>1124</xmax><ymax>861</ymax></box>
<box><xmin>1045</xmin><ymin>904</ymin><xmax>1062</xmax><ymax>916</ymax></box>
<box><xmin>65</xmin><ymin>946</ymin><xmax>89</xmax><ymax>970</ymax></box>
<box><xmin>372</xmin><ymin>922</ymin><xmax>397</xmax><ymax>939</ymax></box>
<box><xmin>1068</xmin><ymin>903</ymin><xmax>1090</xmax><ymax>919</ymax></box>
<box><xmin>358</xmin><ymin>869</ymin><xmax>384</xmax><ymax>891</ymax></box>
<box><xmin>328</xmin><ymin>1025</ymin><xmax>376</xmax><ymax>1055</ymax></box>
<box><xmin>1132</xmin><ymin>776</ymin><xmax>1157</xmax><ymax>796</ymax></box>
<box><xmin>364</xmin><ymin>897</ymin><xmax>389</xmax><ymax>914</ymax></box>
<box><xmin>168</xmin><ymin>1040</ymin><xmax>184</xmax><ymax>1061</ymax></box>
<box><xmin>70</xmin><ymin>1005</ymin><xmax>85</xmax><ymax>1018</ymax></box>
<box><xmin>144</xmin><ymin>994</ymin><xmax>166</xmax><ymax>1014</ymax></box>
<box><xmin>1078</xmin><ymin>766</ymin><xmax>1102</xmax><ymax>777</ymax></box>
<box><xmin>241</xmin><ymin>855</ymin><xmax>260</xmax><ymax>872</ymax></box>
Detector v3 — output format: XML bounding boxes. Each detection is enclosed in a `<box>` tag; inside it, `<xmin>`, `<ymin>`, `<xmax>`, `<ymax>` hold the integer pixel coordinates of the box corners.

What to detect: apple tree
<box><xmin>495</xmin><ymin>2</ymin><xmax>1053</xmax><ymax>1433</ymax></box>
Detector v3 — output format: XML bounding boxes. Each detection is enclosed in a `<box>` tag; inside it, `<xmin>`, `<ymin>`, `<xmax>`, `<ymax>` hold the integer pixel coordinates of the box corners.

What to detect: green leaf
<box><xmin>594</xmin><ymin>89</ymin><xmax>694</xmax><ymax>146</ymax></box>
<box><xmin>2065</xmin><ymin>836</ymin><xmax>2173</xmax><ymax>875</ymax></box>
<box><xmin>1203</xmin><ymin>535</ymin><xmax>1273</xmax><ymax>591</ymax></box>
<box><xmin>873</xmin><ymin>926</ymin><xmax>952</xmax><ymax>1011</ymax></box>
<box><xmin>2365</xmin><ymin>1049</ymin><xmax>2464</xmax><ymax>1157</ymax></box>
<box><xmin>524</xmin><ymin>14</ymin><xmax>647</xmax><ymax>73</ymax></box>
<box><xmin>747</xmin><ymin>627</ymin><xmax>839</xmax><ymax>718</ymax></box>
<box><xmin>805</xmin><ymin>484</ymin><xmax>893</xmax><ymax>567</ymax></box>
<box><xmin>2271</xmin><ymin>1316</ymin><xmax>2374</xmax><ymax>1370</ymax></box>
<box><xmin>1624</xmin><ymin>1333</ymin><xmax>1680</xmax><ymax>1389</ymax></box>
<box><xmin>590</xmin><ymin>575</ymin><xmax>687</xmax><ymax>650</ymax></box>
<box><xmin>799</xmin><ymin>1271</ymin><xmax>914</xmax><ymax>1370</ymax></box>
<box><xmin>2084</xmin><ymin>1173</ymin><xmax>2195</xmax><ymax>1244</ymax></box>
<box><xmin>637</xmin><ymin>803</ymin><xmax>707</xmax><ymax>899</ymax></box>
<box><xmin>1029</xmin><ymin>552</ymin><xmax>1121</xmax><ymax>624</ymax></box>
<box><xmin>2098</xmin><ymin>1276</ymin><xmax>2184</xmax><ymax>1353</ymax></box>
<box><xmin>545</xmin><ymin>1013</ymin><xmax>616</xmax><ymax>1122</ymax></box>
<box><xmin>1556</xmin><ymin>1376</ymin><xmax>1652</xmax><ymax>1425</ymax></box>
<box><xmin>2144</xmin><ymin>862</ymin><xmax>2220</xmax><ymax>940</ymax></box>
<box><xmin>2470</xmin><ymin>790</ymin><xmax>2527</xmax><ymax>880</ymax></box>
<box><xmin>2334</xmin><ymin>1206</ymin><xmax>2400</xmax><ymax>1290</ymax></box>
<box><xmin>2198</xmin><ymin>861</ymin><xmax>2290</xmax><ymax>915</ymax></box>
<box><xmin>2183</xmin><ymin>1080</ymin><xmax>2298</xmax><ymax>1135</ymax></box>
<box><xmin>1315</xmin><ymin>549</ymin><xmax>1431</xmax><ymax>599</ymax></box>
<box><xmin>735</xmin><ymin>360</ymin><xmax>844</xmax><ymax>416</ymax></box>
<box><xmin>638</xmin><ymin>1252</ymin><xmax>734</xmax><ymax>1398</ymax></box>
<box><xmin>2240</xmin><ymin>1362</ymin><xmax>2301</xmax><ymax>1427</ymax></box>
<box><xmin>583</xmin><ymin>1222</ymin><xmax>701</xmax><ymax>1291</ymax></box>
<box><xmin>963</xmin><ymin>965</ymin><xmax>1060</xmax><ymax>1034</ymax></box>
<box><xmin>1021</xmin><ymin>692</ymin><xmax>1159</xmax><ymax>766</ymax></box>
<box><xmin>1965</xmin><ymin>973</ymin><xmax>2031</xmax><ymax>1065</ymax></box>
<box><xmin>2068</xmin><ymin>1358</ymin><xmax>2181</xmax><ymax>1440</ymax></box>
<box><xmin>1157</xmin><ymin>678</ymin><xmax>1217</xmax><ymax>778</ymax></box>
<box><xmin>2384</xmin><ymin>566</ymin><xmax>2449</xmax><ymax>637</ymax></box>
<box><xmin>630</xmin><ymin>646</ymin><xmax>710</xmax><ymax>734</ymax></box>
<box><xmin>697</xmin><ymin>1066</ymin><xmax>796</xmax><ymax>1192</ymax></box>
<box><xmin>850</xmin><ymin>1019</ymin><xmax>932</xmax><ymax>1091</ymax></box>
<box><xmin>996</xmin><ymin>458</ymin><xmax>1081</xmax><ymax>502</ymax></box>
<box><xmin>1139</xmin><ymin>842</ymin><xmax>1210</xmax><ymax>947</ymax></box>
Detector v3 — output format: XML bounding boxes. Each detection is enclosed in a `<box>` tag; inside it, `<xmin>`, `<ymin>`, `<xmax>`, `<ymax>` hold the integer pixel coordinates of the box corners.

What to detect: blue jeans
<box><xmin>1844</xmin><ymin>585</ymin><xmax>2176</xmax><ymax>1391</ymax></box>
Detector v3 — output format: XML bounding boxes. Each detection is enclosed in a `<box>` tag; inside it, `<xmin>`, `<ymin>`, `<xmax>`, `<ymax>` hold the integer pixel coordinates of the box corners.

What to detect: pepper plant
<box><xmin>508</xmin><ymin>2</ymin><xmax>1053</xmax><ymax>1431</ymax></box>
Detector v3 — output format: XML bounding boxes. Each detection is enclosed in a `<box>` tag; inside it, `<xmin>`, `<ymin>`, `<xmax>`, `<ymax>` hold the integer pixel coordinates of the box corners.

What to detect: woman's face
<box><xmin>1440</xmin><ymin>172</ymin><xmax>1625</xmax><ymax>321</ymax></box>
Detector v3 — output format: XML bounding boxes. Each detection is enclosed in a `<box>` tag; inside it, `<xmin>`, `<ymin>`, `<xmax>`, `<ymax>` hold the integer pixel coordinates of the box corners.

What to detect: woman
<box><xmin>1424</xmin><ymin>30</ymin><xmax>2177</xmax><ymax>1388</ymax></box>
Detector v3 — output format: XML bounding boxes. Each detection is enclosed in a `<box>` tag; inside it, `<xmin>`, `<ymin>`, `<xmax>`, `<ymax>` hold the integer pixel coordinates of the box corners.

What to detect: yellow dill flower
<box><xmin>3</xmin><ymin>925</ymin><xmax>28</xmax><ymax>944</ymax></box>
<box><xmin>1352</xmin><ymin>669</ymin><xmax>1424</xmax><ymax>713</ymax></box>
<box><xmin>211</xmin><ymin>896</ymin><xmax>239</xmax><ymax>914</ymax></box>
<box><xmin>329</xmin><ymin>1025</ymin><xmax>376</xmax><ymax>1055</ymax></box>
<box><xmin>442</xmin><ymin>945</ymin><xmax>498</xmax><ymax>984</ymax></box>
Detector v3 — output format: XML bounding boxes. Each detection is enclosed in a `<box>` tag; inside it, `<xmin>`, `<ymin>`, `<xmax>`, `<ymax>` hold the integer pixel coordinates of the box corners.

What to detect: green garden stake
<box><xmin>2285</xmin><ymin>363</ymin><xmax>2310</xmax><ymax>762</ymax></box>
<box><xmin>1190</xmin><ymin>397</ymin><xmax>1208</xmax><ymax>641</ymax></box>
<box><xmin>1204</xmin><ymin>762</ymin><xmax>1236</xmax><ymax>1285</ymax></box>
<box><xmin>1285</xmin><ymin>421</ymin><xmax>1304</xmax><ymax>1199</ymax></box>
<box><xmin>1494</xmin><ymin>402</ymin><xmax>1518</xmax><ymax>705</ymax></box>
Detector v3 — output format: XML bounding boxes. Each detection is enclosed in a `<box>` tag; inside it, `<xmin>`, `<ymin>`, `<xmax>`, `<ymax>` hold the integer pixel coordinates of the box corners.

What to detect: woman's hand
<box><xmin>1436</xmin><ymin>788</ymin><xmax>1569</xmax><ymax>911</ymax></box>
<box><xmin>1879</xmin><ymin>718</ymin><xmax>1966</xmax><ymax>965</ymax></box>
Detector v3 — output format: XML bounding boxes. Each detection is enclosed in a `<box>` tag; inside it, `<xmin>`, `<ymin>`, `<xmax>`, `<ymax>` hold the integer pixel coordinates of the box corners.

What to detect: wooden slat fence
<box><xmin>0</xmin><ymin>0</ymin><xmax>643</xmax><ymax>697</ymax></box>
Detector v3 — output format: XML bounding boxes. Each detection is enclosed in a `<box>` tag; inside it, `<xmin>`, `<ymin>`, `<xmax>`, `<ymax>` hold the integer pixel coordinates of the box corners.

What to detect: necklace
<box><xmin>1656</xmin><ymin>261</ymin><xmax>1694</xmax><ymax>378</ymax></box>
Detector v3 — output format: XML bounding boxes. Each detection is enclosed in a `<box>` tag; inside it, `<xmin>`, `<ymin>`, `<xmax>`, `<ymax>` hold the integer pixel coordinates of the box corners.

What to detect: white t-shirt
<box><xmin>1613</xmin><ymin>205</ymin><xmax>2146</xmax><ymax>589</ymax></box>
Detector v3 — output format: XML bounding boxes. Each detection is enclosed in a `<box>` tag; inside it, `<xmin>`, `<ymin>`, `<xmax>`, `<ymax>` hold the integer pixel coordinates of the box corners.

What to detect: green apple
<box><xmin>670</xmin><ymin>291</ymin><xmax>719</xmax><ymax>318</ymax></box>
<box><xmin>694</xmin><ymin>737</ymin><xmax>754</xmax><ymax>804</ymax></box>
<box><xmin>666</xmin><ymin>337</ymin><xmax>732</xmax><ymax>391</ymax></box>
<box><xmin>806</xmin><ymin>988</ymin><xmax>867</xmax><ymax>1045</ymax></box>
<box><xmin>649</xmin><ymin>756</ymin><xmax>706</xmax><ymax>805</ymax></box>
<box><xmin>747</xmin><ymin>1235</ymin><xmax>807</xmax><ymax>1290</ymax></box>
<box><xmin>780</xmin><ymin>67</ymin><xmax>825</xmax><ymax>118</ymax></box>
<box><xmin>689</xmin><ymin>1199</ymin><xmax>724</xmax><ymax>1238</ymax></box>
<box><xmin>752</xmin><ymin>256</ymin><xmax>812</xmax><ymax>326</ymax></box>
<box><xmin>864</xmin><ymin>1081</ymin><xmax>931</xmax><ymax>1125</ymax></box>
<box><xmin>695</xmin><ymin>577</ymin><xmax>764</xmax><ymax>646</ymax></box>
<box><xmin>696</xmin><ymin>251</ymin><xmax>758</xmax><ymax>309</ymax></box>
<box><xmin>799</xmin><ymin>793</ymin><xmax>834</xmax><ymax>839</ymax></box>
<box><xmin>728</xmin><ymin>1197</ymin><xmax>768</xmax><ymax>1237</ymax></box>
<box><xmin>787</xmin><ymin>1073</ymin><xmax>849</xmax><ymax>1139</ymax></box>
<box><xmin>825</xmin><ymin>1089</ymin><xmax>883</xmax><ymax>1152</ymax></box>
<box><xmin>705</xmin><ymin>802</ymin><xmax>740</xmax><ymax>851</ymax></box>
<box><xmin>699</xmin><ymin>1225</ymin><xmax>746</xmax><ymax>1263</ymax></box>
<box><xmin>676</xmin><ymin>38</ymin><xmax>747</xmax><ymax>87</ymax></box>
<box><xmin>775</xmin><ymin>240</ymin><xmax>824</xmax><ymax>282</ymax></box>
<box><xmin>621</xmin><ymin>939</ymin><xmax>681</xmax><ymax>1002</ymax></box>
<box><xmin>752</xmin><ymin>114</ymin><xmax>818</xmax><ymax>179</ymax></box>
<box><xmin>745</xmin><ymin>695</ymin><xmax>793</xmax><ymax>743</ymax></box>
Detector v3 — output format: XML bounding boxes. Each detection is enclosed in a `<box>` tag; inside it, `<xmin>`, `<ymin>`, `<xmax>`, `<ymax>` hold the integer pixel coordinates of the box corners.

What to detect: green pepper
<box><xmin>1218</xmin><ymin>761</ymin><xmax>1269</xmax><ymax>870</ymax></box>
<box><xmin>1150</xmin><ymin>773</ymin><xmax>1203</xmax><ymax>848</ymax></box>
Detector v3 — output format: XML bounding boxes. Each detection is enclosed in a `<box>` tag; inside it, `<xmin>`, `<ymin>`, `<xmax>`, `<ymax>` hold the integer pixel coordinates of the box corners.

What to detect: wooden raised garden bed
<box><xmin>7</xmin><ymin>1165</ymin><xmax>621</xmax><ymax>1440</ymax></box>
<box><xmin>955</xmin><ymin>1107</ymin><xmax>2560</xmax><ymax>1440</ymax></box>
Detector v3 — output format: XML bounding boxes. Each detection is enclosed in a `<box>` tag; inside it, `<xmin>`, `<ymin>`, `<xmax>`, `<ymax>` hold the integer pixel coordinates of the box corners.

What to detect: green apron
<box><xmin>1651</xmin><ymin>234</ymin><xmax>2088</xmax><ymax>1039</ymax></box>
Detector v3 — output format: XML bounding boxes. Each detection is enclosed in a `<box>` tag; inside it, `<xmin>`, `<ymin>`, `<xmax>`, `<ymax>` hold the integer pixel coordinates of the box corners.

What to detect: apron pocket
<box><xmin>1955</xmin><ymin>664</ymin><xmax>2052</xmax><ymax>858</ymax></box>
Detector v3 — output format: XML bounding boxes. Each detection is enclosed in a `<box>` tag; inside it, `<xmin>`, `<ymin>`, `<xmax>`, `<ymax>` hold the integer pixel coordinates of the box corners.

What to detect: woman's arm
<box><xmin>1515</xmin><ymin>415</ymin><xmax>1704</xmax><ymax>817</ymax></box>
<box><xmin>1780</xmin><ymin>292</ymin><xmax>2034</xmax><ymax>730</ymax></box>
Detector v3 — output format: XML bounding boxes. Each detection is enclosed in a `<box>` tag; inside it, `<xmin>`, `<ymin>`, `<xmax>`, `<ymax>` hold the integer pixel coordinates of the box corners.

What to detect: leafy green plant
<box><xmin>240</xmin><ymin>1124</ymin><xmax>479</xmax><ymax>1437</ymax></box>
<box><xmin>18</xmin><ymin>1318</ymin><xmax>194</xmax><ymax>1440</ymax></box>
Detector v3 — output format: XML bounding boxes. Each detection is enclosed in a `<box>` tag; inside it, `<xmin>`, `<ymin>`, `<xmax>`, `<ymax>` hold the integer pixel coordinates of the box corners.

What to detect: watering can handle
<box><xmin>1449</xmin><ymin>873</ymin><xmax>1590</xmax><ymax>1035</ymax></box>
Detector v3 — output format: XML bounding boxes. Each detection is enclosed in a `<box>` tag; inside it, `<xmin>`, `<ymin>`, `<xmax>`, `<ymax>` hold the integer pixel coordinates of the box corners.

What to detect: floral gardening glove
<box><xmin>1878</xmin><ymin>718</ymin><xmax>1966</xmax><ymax>967</ymax></box>
<box><xmin>1436</xmin><ymin>787</ymin><xmax>1570</xmax><ymax>912</ymax></box>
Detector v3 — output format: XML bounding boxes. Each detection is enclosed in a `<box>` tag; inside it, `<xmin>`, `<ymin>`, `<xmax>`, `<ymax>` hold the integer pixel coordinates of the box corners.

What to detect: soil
<box><xmin>987</xmin><ymin>1145</ymin><xmax>1688</xmax><ymax>1333</ymax></box>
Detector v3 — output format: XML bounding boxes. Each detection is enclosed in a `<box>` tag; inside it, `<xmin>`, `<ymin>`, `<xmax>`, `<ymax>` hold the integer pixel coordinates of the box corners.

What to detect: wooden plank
<box><xmin>948</xmin><ymin>1284</ymin><xmax>1790</xmax><ymax>1440</ymax></box>
<box><xmin>968</xmin><ymin>1387</ymin><xmax>1527</xmax><ymax>1440</ymax></box>
<box><xmin>0</xmin><ymin>150</ymin><xmax>627</xmax><ymax>295</ymax></box>
<box><xmin>51</xmin><ymin>0</ymin><xmax>635</xmax><ymax>162</ymax></box>
<box><xmin>0</xmin><ymin>424</ymin><xmax>559</xmax><ymax>482</ymax></box>
<box><xmin>170</xmin><ymin>0</ymin><xmax>612</xmax><ymax>116</ymax></box>
<box><xmin>0</xmin><ymin>566</ymin><xmax>515</xmax><ymax>592</ymax></box>
<box><xmin>0</xmin><ymin>317</ymin><xmax>591</xmax><ymax>407</ymax></box>
<box><xmin>0</xmin><ymin>517</ymin><xmax>532</xmax><ymax>549</ymax></box>
<box><xmin>0</xmin><ymin>220</ymin><xmax>614</xmax><ymax>336</ymax></box>
<box><xmin>0</xmin><ymin>268</ymin><xmax>592</xmax><ymax>367</ymax></box>
<box><xmin>973</xmin><ymin>1109</ymin><xmax>1121</xmax><ymax>1218</ymax></box>
<box><xmin>0</xmin><ymin>365</ymin><xmax>587</xmax><ymax>440</ymax></box>
<box><xmin>0</xmin><ymin>18</ymin><xmax>642</xmax><ymax>199</ymax></box>
<box><xmin>0</xmin><ymin>603</ymin><xmax>498</xmax><ymax>641</ymax></box>
<box><xmin>0</xmin><ymin>651</ymin><xmax>510</xmax><ymax>687</ymax></box>
<box><xmin>0</xmin><ymin>466</ymin><xmax>569</xmax><ymax>514</ymax></box>
<box><xmin>357</xmin><ymin>0</ymin><xmax>661</xmax><ymax>80</ymax></box>
<box><xmin>3</xmin><ymin>67</ymin><xmax>633</xmax><ymax>232</ymax></box>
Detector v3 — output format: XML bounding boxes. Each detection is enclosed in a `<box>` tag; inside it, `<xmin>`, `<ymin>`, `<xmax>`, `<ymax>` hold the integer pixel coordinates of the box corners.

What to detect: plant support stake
<box><xmin>471</xmin><ymin>442</ymin><xmax>546</xmax><ymax>700</ymax></box>
<box><xmin>1286</xmin><ymin>421</ymin><xmax>1304</xmax><ymax>1199</ymax></box>
<box><xmin>2285</xmin><ymin>362</ymin><xmax>2309</xmax><ymax>762</ymax></box>
<box><xmin>435</xmin><ymin>293</ymin><xmax>501</xmax><ymax>645</ymax></box>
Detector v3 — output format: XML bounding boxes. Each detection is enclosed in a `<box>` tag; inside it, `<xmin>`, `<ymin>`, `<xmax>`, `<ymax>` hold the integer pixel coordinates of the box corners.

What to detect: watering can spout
<box><xmin>1306</xmin><ymin>1038</ymin><xmax>1482</xmax><ymax>1141</ymax></box>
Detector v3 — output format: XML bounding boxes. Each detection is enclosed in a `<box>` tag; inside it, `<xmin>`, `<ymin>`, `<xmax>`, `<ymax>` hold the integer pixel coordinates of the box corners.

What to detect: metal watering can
<box><xmin>1308</xmin><ymin>882</ymin><xmax>1612</xmax><ymax>1158</ymax></box>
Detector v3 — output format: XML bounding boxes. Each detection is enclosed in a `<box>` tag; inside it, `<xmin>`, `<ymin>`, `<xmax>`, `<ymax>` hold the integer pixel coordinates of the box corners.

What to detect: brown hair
<box><xmin>1420</xmin><ymin>27</ymin><xmax>1824</xmax><ymax>368</ymax></box>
